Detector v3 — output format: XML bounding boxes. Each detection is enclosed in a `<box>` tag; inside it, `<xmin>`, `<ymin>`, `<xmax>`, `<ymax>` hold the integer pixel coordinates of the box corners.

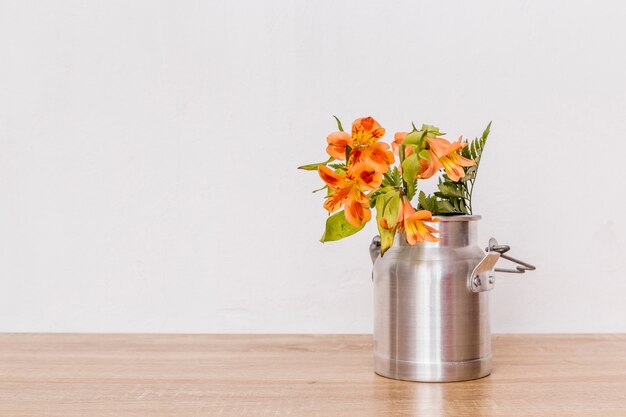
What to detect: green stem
<box><xmin>399</xmin><ymin>144</ymin><xmax>409</xmax><ymax>195</ymax></box>
<box><xmin>467</xmin><ymin>179</ymin><xmax>475</xmax><ymax>214</ymax></box>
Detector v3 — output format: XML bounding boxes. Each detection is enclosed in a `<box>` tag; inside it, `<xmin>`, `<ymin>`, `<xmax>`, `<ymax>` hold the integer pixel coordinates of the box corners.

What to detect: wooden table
<box><xmin>0</xmin><ymin>334</ymin><xmax>625</xmax><ymax>416</ymax></box>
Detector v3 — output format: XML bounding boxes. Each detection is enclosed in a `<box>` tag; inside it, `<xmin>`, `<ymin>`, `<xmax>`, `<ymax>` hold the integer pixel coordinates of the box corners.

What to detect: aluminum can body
<box><xmin>372</xmin><ymin>215</ymin><xmax>491</xmax><ymax>382</ymax></box>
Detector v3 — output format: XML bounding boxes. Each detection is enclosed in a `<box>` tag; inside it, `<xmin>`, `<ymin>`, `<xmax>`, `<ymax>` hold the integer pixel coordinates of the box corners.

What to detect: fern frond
<box><xmin>474</xmin><ymin>121</ymin><xmax>491</xmax><ymax>163</ymax></box>
<box><xmin>462</xmin><ymin>121</ymin><xmax>492</xmax><ymax>214</ymax></box>
<box><xmin>328</xmin><ymin>163</ymin><xmax>346</xmax><ymax>170</ymax></box>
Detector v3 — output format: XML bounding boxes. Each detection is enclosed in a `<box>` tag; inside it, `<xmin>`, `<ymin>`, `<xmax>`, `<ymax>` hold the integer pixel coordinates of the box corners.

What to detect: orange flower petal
<box><xmin>427</xmin><ymin>137</ymin><xmax>455</xmax><ymax>158</ymax></box>
<box><xmin>325</xmin><ymin>131</ymin><xmax>352</xmax><ymax>160</ymax></box>
<box><xmin>449</xmin><ymin>152</ymin><xmax>475</xmax><ymax>167</ymax></box>
<box><xmin>398</xmin><ymin>199</ymin><xmax>440</xmax><ymax>244</ymax></box>
<box><xmin>352</xmin><ymin>163</ymin><xmax>383</xmax><ymax>190</ymax></box>
<box><xmin>349</xmin><ymin>143</ymin><xmax>394</xmax><ymax>173</ymax></box>
<box><xmin>323</xmin><ymin>187</ymin><xmax>349</xmax><ymax>213</ymax></box>
<box><xmin>352</xmin><ymin>117</ymin><xmax>386</xmax><ymax>146</ymax></box>
<box><xmin>367</xmin><ymin>142</ymin><xmax>395</xmax><ymax>168</ymax></box>
<box><xmin>425</xmin><ymin>136</ymin><xmax>475</xmax><ymax>182</ymax></box>
<box><xmin>440</xmin><ymin>157</ymin><xmax>465</xmax><ymax>181</ymax></box>
<box><xmin>405</xmin><ymin>214</ymin><xmax>441</xmax><ymax>243</ymax></box>
<box><xmin>418</xmin><ymin>150</ymin><xmax>441</xmax><ymax>179</ymax></box>
<box><xmin>378</xmin><ymin>218</ymin><xmax>392</xmax><ymax>230</ymax></box>
<box><xmin>413</xmin><ymin>210</ymin><xmax>435</xmax><ymax>221</ymax></box>
<box><xmin>345</xmin><ymin>195</ymin><xmax>371</xmax><ymax>227</ymax></box>
<box><xmin>392</xmin><ymin>132</ymin><xmax>408</xmax><ymax>155</ymax></box>
<box><xmin>318</xmin><ymin>165</ymin><xmax>344</xmax><ymax>188</ymax></box>
<box><xmin>401</xmin><ymin>196</ymin><xmax>415</xmax><ymax>218</ymax></box>
<box><xmin>424</xmin><ymin>224</ymin><xmax>440</xmax><ymax>234</ymax></box>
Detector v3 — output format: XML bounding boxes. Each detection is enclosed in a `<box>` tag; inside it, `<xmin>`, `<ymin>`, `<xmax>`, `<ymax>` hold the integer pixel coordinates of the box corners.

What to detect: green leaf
<box><xmin>311</xmin><ymin>185</ymin><xmax>328</xmax><ymax>193</ymax></box>
<box><xmin>391</xmin><ymin>166</ymin><xmax>401</xmax><ymax>185</ymax></box>
<box><xmin>418</xmin><ymin>191</ymin><xmax>437</xmax><ymax>213</ymax></box>
<box><xmin>420</xmin><ymin>124</ymin><xmax>443</xmax><ymax>135</ymax></box>
<box><xmin>298</xmin><ymin>156</ymin><xmax>335</xmax><ymax>171</ymax></box>
<box><xmin>401</xmin><ymin>153</ymin><xmax>421</xmax><ymax>194</ymax></box>
<box><xmin>470</xmin><ymin>140</ymin><xmax>481</xmax><ymax>159</ymax></box>
<box><xmin>369</xmin><ymin>191</ymin><xmax>381</xmax><ymax>208</ymax></box>
<box><xmin>403</xmin><ymin>130</ymin><xmax>425</xmax><ymax>146</ymax></box>
<box><xmin>464</xmin><ymin>121</ymin><xmax>491</xmax><ymax>165</ymax></box>
<box><xmin>374</xmin><ymin>190</ymin><xmax>401</xmax><ymax>255</ymax></box>
<box><xmin>369</xmin><ymin>186</ymin><xmax>394</xmax><ymax>208</ymax></box>
<box><xmin>332</xmin><ymin>115</ymin><xmax>344</xmax><ymax>132</ymax></box>
<box><xmin>438</xmin><ymin>182</ymin><xmax>464</xmax><ymax>199</ymax></box>
<box><xmin>418</xmin><ymin>191</ymin><xmax>427</xmax><ymax>210</ymax></box>
<box><xmin>376</xmin><ymin>191</ymin><xmax>400</xmax><ymax>228</ymax></box>
<box><xmin>408</xmin><ymin>179</ymin><xmax>418</xmax><ymax>201</ymax></box>
<box><xmin>378</xmin><ymin>226</ymin><xmax>396</xmax><ymax>256</ymax></box>
<box><xmin>418</xmin><ymin>149</ymin><xmax>430</xmax><ymax>160</ymax></box>
<box><xmin>436</xmin><ymin>200</ymin><xmax>457</xmax><ymax>214</ymax></box>
<box><xmin>382</xmin><ymin>166</ymin><xmax>401</xmax><ymax>187</ymax></box>
<box><xmin>482</xmin><ymin>121</ymin><xmax>492</xmax><ymax>141</ymax></box>
<box><xmin>320</xmin><ymin>211</ymin><xmax>365</xmax><ymax>242</ymax></box>
<box><xmin>460</xmin><ymin>121</ymin><xmax>492</xmax><ymax>214</ymax></box>
<box><xmin>328</xmin><ymin>163</ymin><xmax>346</xmax><ymax>170</ymax></box>
<box><xmin>461</xmin><ymin>138</ymin><xmax>471</xmax><ymax>159</ymax></box>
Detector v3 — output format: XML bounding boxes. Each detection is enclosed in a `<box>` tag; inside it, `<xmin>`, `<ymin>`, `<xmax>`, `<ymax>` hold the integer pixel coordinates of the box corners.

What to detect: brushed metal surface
<box><xmin>372</xmin><ymin>215</ymin><xmax>492</xmax><ymax>382</ymax></box>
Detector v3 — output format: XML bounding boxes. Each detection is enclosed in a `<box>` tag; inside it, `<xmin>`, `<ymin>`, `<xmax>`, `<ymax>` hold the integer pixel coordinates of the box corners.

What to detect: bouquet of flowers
<box><xmin>299</xmin><ymin>116</ymin><xmax>491</xmax><ymax>255</ymax></box>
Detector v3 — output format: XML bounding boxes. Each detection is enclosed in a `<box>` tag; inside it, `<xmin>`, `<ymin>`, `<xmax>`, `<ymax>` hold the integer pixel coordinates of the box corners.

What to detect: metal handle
<box><xmin>369</xmin><ymin>235</ymin><xmax>381</xmax><ymax>265</ymax></box>
<box><xmin>469</xmin><ymin>237</ymin><xmax>536</xmax><ymax>293</ymax></box>
<box><xmin>486</xmin><ymin>237</ymin><xmax>536</xmax><ymax>274</ymax></box>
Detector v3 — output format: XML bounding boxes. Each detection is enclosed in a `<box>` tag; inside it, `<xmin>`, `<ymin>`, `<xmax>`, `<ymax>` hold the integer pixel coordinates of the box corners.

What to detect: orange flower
<box><xmin>351</xmin><ymin>117</ymin><xmax>386</xmax><ymax>146</ymax></box>
<box><xmin>391</xmin><ymin>132</ymin><xmax>414</xmax><ymax>157</ymax></box>
<box><xmin>397</xmin><ymin>197</ymin><xmax>440</xmax><ymax>244</ymax></box>
<box><xmin>325</xmin><ymin>117</ymin><xmax>394</xmax><ymax>172</ymax></box>
<box><xmin>318</xmin><ymin>162</ymin><xmax>382</xmax><ymax>227</ymax></box>
<box><xmin>325</xmin><ymin>131</ymin><xmax>352</xmax><ymax>160</ymax></box>
<box><xmin>350</xmin><ymin>117</ymin><xmax>394</xmax><ymax>172</ymax></box>
<box><xmin>417</xmin><ymin>151</ymin><xmax>440</xmax><ymax>180</ymax></box>
<box><xmin>420</xmin><ymin>136</ymin><xmax>475</xmax><ymax>181</ymax></box>
<box><xmin>349</xmin><ymin>142</ymin><xmax>395</xmax><ymax>172</ymax></box>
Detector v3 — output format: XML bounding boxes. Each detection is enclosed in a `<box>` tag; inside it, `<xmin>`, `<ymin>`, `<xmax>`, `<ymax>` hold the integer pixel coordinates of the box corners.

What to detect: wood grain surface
<box><xmin>0</xmin><ymin>334</ymin><xmax>625</xmax><ymax>416</ymax></box>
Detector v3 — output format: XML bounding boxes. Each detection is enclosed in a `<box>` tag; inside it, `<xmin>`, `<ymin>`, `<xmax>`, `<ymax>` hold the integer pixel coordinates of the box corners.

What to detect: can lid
<box><xmin>434</xmin><ymin>214</ymin><xmax>482</xmax><ymax>222</ymax></box>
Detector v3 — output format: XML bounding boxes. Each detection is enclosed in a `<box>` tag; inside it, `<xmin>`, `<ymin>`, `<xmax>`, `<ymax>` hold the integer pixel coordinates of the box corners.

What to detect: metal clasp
<box><xmin>469</xmin><ymin>237</ymin><xmax>537</xmax><ymax>293</ymax></box>
<box><xmin>486</xmin><ymin>238</ymin><xmax>536</xmax><ymax>274</ymax></box>
<box><xmin>469</xmin><ymin>251</ymin><xmax>500</xmax><ymax>293</ymax></box>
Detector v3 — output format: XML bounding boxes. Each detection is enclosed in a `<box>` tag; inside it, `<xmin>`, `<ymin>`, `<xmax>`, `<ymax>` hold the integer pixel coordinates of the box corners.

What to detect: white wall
<box><xmin>1</xmin><ymin>0</ymin><xmax>625</xmax><ymax>333</ymax></box>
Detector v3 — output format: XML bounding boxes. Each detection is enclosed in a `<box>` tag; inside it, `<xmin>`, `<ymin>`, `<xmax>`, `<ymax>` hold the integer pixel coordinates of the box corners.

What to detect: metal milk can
<box><xmin>369</xmin><ymin>215</ymin><xmax>535</xmax><ymax>382</ymax></box>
